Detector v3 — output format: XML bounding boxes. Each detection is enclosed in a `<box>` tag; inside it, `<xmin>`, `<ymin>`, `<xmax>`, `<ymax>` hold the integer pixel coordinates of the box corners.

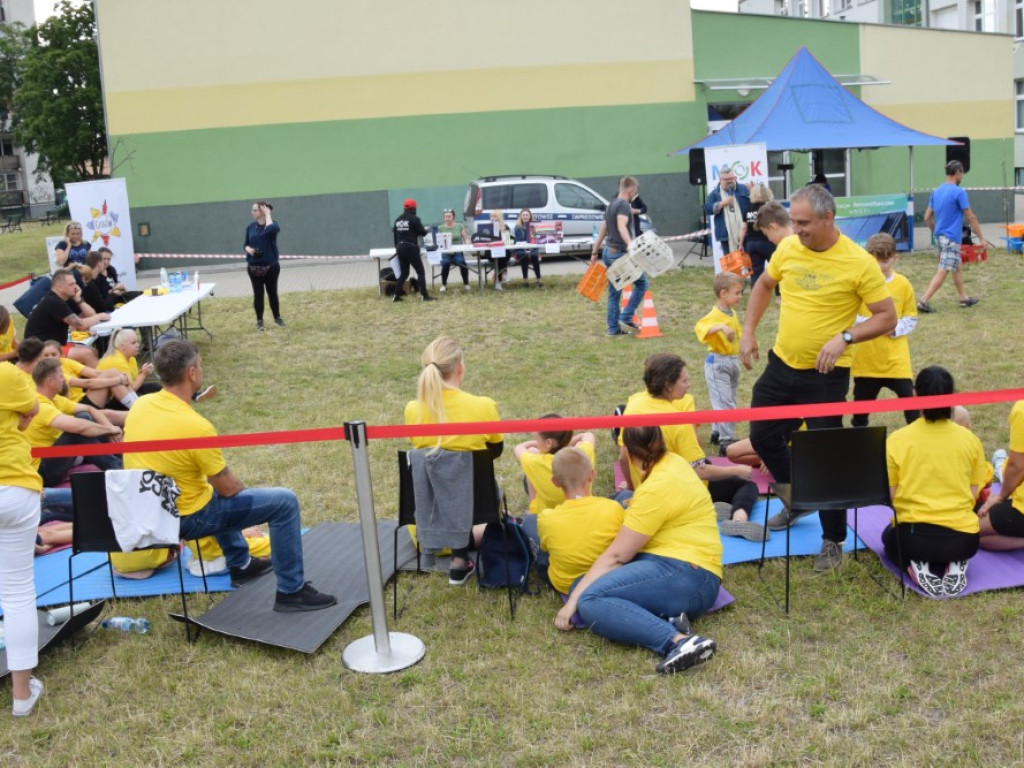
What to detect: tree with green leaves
<box><xmin>12</xmin><ymin>1</ymin><xmax>106</xmax><ymax>187</ymax></box>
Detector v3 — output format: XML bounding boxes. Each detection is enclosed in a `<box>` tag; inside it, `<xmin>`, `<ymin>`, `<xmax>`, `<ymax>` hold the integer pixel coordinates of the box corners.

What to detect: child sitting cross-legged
<box><xmin>533</xmin><ymin>446</ymin><xmax>624</xmax><ymax>600</ymax></box>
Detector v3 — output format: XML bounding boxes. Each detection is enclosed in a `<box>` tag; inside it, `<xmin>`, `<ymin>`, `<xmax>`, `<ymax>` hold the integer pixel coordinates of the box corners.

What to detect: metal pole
<box><xmin>341</xmin><ymin>420</ymin><xmax>425</xmax><ymax>674</ymax></box>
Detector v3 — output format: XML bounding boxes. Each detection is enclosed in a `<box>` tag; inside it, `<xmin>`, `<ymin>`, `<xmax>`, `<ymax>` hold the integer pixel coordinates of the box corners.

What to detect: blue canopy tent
<box><xmin>674</xmin><ymin>47</ymin><xmax>957</xmax><ymax>250</ymax></box>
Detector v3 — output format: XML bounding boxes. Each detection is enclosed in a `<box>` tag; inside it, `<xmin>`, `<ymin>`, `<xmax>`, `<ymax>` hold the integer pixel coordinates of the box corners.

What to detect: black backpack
<box><xmin>476</xmin><ymin>518</ymin><xmax>534</xmax><ymax>593</ymax></box>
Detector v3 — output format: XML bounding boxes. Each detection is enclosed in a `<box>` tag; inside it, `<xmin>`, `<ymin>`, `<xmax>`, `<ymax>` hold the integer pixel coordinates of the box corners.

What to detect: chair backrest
<box><xmin>70</xmin><ymin>471</ymin><xmax>123</xmax><ymax>553</ymax></box>
<box><xmin>790</xmin><ymin>426</ymin><xmax>889</xmax><ymax>511</ymax></box>
<box><xmin>397</xmin><ymin>449</ymin><xmax>501</xmax><ymax>527</ymax></box>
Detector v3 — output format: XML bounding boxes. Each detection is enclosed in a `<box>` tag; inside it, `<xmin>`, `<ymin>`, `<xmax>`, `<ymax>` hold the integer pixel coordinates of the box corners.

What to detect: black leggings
<box><xmin>852</xmin><ymin>376</ymin><xmax>918</xmax><ymax>427</ymax></box>
<box><xmin>707</xmin><ymin>475</ymin><xmax>759</xmax><ymax>515</ymax></box>
<box><xmin>882</xmin><ymin>521</ymin><xmax>979</xmax><ymax>570</ymax></box>
<box><xmin>518</xmin><ymin>250</ymin><xmax>541</xmax><ymax>279</ymax></box>
<box><xmin>395</xmin><ymin>244</ymin><xmax>428</xmax><ymax>297</ymax></box>
<box><xmin>247</xmin><ymin>263</ymin><xmax>281</xmax><ymax>321</ymax></box>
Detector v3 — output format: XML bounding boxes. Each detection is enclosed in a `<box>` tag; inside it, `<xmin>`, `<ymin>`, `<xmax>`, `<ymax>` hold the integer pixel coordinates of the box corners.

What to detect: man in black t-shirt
<box><xmin>391</xmin><ymin>199</ymin><xmax>435</xmax><ymax>303</ymax></box>
<box><xmin>24</xmin><ymin>268</ymin><xmax>110</xmax><ymax>365</ymax></box>
<box><xmin>590</xmin><ymin>175</ymin><xmax>645</xmax><ymax>336</ymax></box>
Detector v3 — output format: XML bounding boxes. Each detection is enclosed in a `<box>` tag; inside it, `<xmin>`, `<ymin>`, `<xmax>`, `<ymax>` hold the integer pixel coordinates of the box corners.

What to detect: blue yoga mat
<box><xmin>721</xmin><ymin>496</ymin><xmax>863</xmax><ymax>565</ymax></box>
<box><xmin>0</xmin><ymin>550</ymin><xmax>108</xmax><ymax>618</ymax></box>
<box><xmin>35</xmin><ymin>549</ymin><xmax>234</xmax><ymax>609</ymax></box>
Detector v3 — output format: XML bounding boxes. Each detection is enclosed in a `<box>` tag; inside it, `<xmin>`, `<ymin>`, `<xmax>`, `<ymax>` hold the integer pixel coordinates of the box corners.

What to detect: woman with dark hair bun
<box><xmin>884</xmin><ymin>365</ymin><xmax>986</xmax><ymax>597</ymax></box>
<box><xmin>555</xmin><ymin>424</ymin><xmax>722</xmax><ymax>675</ymax></box>
<box><xmin>244</xmin><ymin>201</ymin><xmax>285</xmax><ymax>331</ymax></box>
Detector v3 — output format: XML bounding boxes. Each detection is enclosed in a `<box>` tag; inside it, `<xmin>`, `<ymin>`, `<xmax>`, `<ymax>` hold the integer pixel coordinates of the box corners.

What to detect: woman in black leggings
<box><xmin>244</xmin><ymin>201</ymin><xmax>284</xmax><ymax>331</ymax></box>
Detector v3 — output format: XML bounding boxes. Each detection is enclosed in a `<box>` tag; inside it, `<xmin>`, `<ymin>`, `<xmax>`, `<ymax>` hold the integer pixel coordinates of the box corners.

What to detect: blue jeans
<box><xmin>576</xmin><ymin>553</ymin><xmax>720</xmax><ymax>655</ymax></box>
<box><xmin>602</xmin><ymin>246</ymin><xmax>648</xmax><ymax>334</ymax></box>
<box><xmin>178</xmin><ymin>487</ymin><xmax>304</xmax><ymax>594</ymax></box>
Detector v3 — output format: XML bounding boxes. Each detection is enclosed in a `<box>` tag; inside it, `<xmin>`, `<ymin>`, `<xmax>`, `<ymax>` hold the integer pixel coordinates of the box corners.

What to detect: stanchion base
<box><xmin>342</xmin><ymin>632</ymin><xmax>425</xmax><ymax>674</ymax></box>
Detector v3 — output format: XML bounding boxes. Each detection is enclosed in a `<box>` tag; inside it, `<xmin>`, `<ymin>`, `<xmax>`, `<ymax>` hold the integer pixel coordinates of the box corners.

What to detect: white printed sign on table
<box><xmin>704</xmin><ymin>143</ymin><xmax>769</xmax><ymax>273</ymax></box>
<box><xmin>65</xmin><ymin>178</ymin><xmax>138</xmax><ymax>290</ymax></box>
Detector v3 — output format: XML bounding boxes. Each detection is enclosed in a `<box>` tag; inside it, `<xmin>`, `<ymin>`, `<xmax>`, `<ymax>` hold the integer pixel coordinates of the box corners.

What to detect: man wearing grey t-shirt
<box><xmin>591</xmin><ymin>175</ymin><xmax>646</xmax><ymax>336</ymax></box>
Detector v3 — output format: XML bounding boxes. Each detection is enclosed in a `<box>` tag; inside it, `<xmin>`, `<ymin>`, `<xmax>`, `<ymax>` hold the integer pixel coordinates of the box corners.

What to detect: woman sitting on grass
<box><xmin>884</xmin><ymin>366</ymin><xmax>987</xmax><ymax>597</ymax></box>
<box><xmin>403</xmin><ymin>335</ymin><xmax>503</xmax><ymax>585</ymax></box>
<box><xmin>556</xmin><ymin>425</ymin><xmax>721</xmax><ymax>675</ymax></box>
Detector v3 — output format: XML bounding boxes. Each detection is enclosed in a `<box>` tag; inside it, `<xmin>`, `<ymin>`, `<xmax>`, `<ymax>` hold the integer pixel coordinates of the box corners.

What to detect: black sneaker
<box><xmin>656</xmin><ymin>634</ymin><xmax>716</xmax><ymax>674</ymax></box>
<box><xmin>668</xmin><ymin>612</ymin><xmax>691</xmax><ymax>636</ymax></box>
<box><xmin>421</xmin><ymin>295</ymin><xmax>437</xmax><ymax>302</ymax></box>
<box><xmin>448</xmin><ymin>559</ymin><xmax>476</xmax><ymax>586</ymax></box>
<box><xmin>959</xmin><ymin>297</ymin><xmax>980</xmax><ymax>308</ymax></box>
<box><xmin>710</xmin><ymin>430</ymin><xmax>720</xmax><ymax>445</ymax></box>
<box><xmin>619</xmin><ymin>319</ymin><xmax>641</xmax><ymax>334</ymax></box>
<box><xmin>916</xmin><ymin>300</ymin><xmax>936</xmax><ymax>314</ymax></box>
<box><xmin>273</xmin><ymin>581</ymin><xmax>338</xmax><ymax>612</ymax></box>
<box><xmin>229</xmin><ymin>556</ymin><xmax>274</xmax><ymax>586</ymax></box>
<box><xmin>766</xmin><ymin>506</ymin><xmax>816</xmax><ymax>531</ymax></box>
<box><xmin>392</xmin><ymin>293</ymin><xmax>404</xmax><ymax>302</ymax></box>
<box><xmin>274</xmin><ymin>317</ymin><xmax>286</xmax><ymax>327</ymax></box>
<box><xmin>256</xmin><ymin>320</ymin><xmax>265</xmax><ymax>331</ymax></box>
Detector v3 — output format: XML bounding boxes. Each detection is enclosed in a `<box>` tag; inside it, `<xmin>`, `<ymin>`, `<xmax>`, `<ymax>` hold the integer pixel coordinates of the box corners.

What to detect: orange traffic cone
<box><xmin>620</xmin><ymin>288</ymin><xmax>663</xmax><ymax>338</ymax></box>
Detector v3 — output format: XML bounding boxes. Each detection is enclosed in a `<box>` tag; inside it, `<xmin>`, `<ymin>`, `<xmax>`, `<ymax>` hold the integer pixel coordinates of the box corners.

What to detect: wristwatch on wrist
<box><xmin>841</xmin><ymin>330</ymin><xmax>854</xmax><ymax>344</ymax></box>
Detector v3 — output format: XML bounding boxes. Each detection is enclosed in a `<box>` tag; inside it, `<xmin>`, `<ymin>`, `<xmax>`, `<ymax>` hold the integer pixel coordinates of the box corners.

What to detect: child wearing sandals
<box><xmin>884</xmin><ymin>366</ymin><xmax>986</xmax><ymax>596</ymax></box>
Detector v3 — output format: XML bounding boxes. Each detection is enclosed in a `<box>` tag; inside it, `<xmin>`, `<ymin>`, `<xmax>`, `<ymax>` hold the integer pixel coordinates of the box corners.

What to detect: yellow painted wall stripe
<box><xmin>105</xmin><ymin>59</ymin><xmax>696</xmax><ymax>135</ymax></box>
<box><xmin>96</xmin><ymin>0</ymin><xmax>693</xmax><ymax>92</ymax></box>
<box><xmin>869</xmin><ymin>102</ymin><xmax>1011</xmax><ymax>141</ymax></box>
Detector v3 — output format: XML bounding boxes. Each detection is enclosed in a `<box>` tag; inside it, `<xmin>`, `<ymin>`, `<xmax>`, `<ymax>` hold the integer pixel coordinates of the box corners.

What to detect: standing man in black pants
<box><xmin>739</xmin><ymin>185</ymin><xmax>896</xmax><ymax>572</ymax></box>
<box><xmin>244</xmin><ymin>201</ymin><xmax>285</xmax><ymax>331</ymax></box>
<box><xmin>392</xmin><ymin>199</ymin><xmax>435</xmax><ymax>303</ymax></box>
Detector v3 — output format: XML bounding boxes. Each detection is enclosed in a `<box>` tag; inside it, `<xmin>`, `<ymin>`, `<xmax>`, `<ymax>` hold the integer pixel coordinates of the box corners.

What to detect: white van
<box><xmin>463</xmin><ymin>175</ymin><xmax>651</xmax><ymax>246</ymax></box>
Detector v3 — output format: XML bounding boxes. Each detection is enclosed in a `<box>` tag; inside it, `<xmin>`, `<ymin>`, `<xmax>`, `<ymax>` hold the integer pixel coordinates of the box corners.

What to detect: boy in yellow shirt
<box><xmin>533</xmin><ymin>447</ymin><xmax>624</xmax><ymax>598</ymax></box>
<box><xmin>851</xmin><ymin>233</ymin><xmax>919</xmax><ymax>427</ymax></box>
<box><xmin>694</xmin><ymin>271</ymin><xmax>744</xmax><ymax>454</ymax></box>
<box><xmin>513</xmin><ymin>414</ymin><xmax>596</xmax><ymax>516</ymax></box>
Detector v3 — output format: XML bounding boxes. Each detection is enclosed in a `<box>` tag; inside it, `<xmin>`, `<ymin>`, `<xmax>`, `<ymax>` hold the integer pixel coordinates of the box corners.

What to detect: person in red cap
<box><xmin>391</xmin><ymin>199</ymin><xmax>435</xmax><ymax>303</ymax></box>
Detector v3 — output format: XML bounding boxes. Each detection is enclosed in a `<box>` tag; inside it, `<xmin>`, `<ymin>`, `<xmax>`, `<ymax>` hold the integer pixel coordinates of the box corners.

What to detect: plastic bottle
<box><xmin>193</xmin><ymin>270</ymin><xmax>200</xmax><ymax>291</ymax></box>
<box><xmin>591</xmin><ymin>224</ymin><xmax>599</xmax><ymax>239</ymax></box>
<box><xmin>182</xmin><ymin>269</ymin><xmax>190</xmax><ymax>289</ymax></box>
<box><xmin>101</xmin><ymin>617</ymin><xmax>151</xmax><ymax>634</ymax></box>
<box><xmin>170</xmin><ymin>271</ymin><xmax>182</xmax><ymax>293</ymax></box>
<box><xmin>160</xmin><ymin>267</ymin><xmax>169</xmax><ymax>290</ymax></box>
<box><xmin>46</xmin><ymin>602</ymin><xmax>92</xmax><ymax>626</ymax></box>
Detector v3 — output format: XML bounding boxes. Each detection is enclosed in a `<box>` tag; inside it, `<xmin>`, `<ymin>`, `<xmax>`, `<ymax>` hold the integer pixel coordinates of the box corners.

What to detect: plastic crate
<box><xmin>1001</xmin><ymin>223</ymin><xmax>1024</xmax><ymax>238</ymax></box>
<box><xmin>576</xmin><ymin>261</ymin><xmax>607</xmax><ymax>302</ymax></box>
<box><xmin>1004</xmin><ymin>237</ymin><xmax>1024</xmax><ymax>254</ymax></box>
<box><xmin>960</xmin><ymin>244</ymin><xmax>988</xmax><ymax>263</ymax></box>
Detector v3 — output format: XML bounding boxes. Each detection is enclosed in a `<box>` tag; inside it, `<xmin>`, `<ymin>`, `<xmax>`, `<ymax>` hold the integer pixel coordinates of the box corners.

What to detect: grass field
<box><xmin>3</xmin><ymin>248</ymin><xmax>1024</xmax><ymax>766</ymax></box>
<box><xmin>0</xmin><ymin>222</ymin><xmax>67</xmax><ymax>284</ymax></box>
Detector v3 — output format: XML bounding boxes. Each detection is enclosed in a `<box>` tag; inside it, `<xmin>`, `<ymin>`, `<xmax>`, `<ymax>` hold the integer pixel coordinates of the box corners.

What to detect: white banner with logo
<box><xmin>65</xmin><ymin>178</ymin><xmax>138</xmax><ymax>290</ymax></box>
<box><xmin>705</xmin><ymin>143</ymin><xmax>769</xmax><ymax>271</ymax></box>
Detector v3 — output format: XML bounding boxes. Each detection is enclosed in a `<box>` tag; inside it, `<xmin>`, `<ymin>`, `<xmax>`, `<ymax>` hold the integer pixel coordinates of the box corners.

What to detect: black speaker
<box><xmin>689</xmin><ymin>148</ymin><xmax>706</xmax><ymax>186</ymax></box>
<box><xmin>946</xmin><ymin>137</ymin><xmax>970</xmax><ymax>173</ymax></box>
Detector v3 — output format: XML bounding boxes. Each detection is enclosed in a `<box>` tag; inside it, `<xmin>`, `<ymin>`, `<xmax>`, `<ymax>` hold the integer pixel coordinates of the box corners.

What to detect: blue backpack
<box><xmin>476</xmin><ymin>519</ymin><xmax>534</xmax><ymax>593</ymax></box>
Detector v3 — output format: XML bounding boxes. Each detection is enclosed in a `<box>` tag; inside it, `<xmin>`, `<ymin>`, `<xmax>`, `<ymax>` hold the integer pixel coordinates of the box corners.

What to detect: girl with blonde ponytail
<box><xmin>404</xmin><ymin>336</ymin><xmax>503</xmax><ymax>584</ymax></box>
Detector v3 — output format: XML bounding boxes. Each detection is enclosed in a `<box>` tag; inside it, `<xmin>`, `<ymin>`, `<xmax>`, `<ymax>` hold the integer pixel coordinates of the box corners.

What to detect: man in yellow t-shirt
<box><xmin>535</xmin><ymin>446</ymin><xmax>623</xmax><ymax>594</ymax></box>
<box><xmin>739</xmin><ymin>185</ymin><xmax>896</xmax><ymax>572</ymax></box>
<box><xmin>28</xmin><ymin>358</ymin><xmax>123</xmax><ymax>487</ymax></box>
<box><xmin>124</xmin><ymin>339</ymin><xmax>335</xmax><ymax>613</ymax></box>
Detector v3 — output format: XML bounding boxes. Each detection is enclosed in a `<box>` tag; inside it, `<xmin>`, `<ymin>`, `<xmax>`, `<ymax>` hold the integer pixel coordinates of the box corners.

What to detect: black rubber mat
<box><xmin>1</xmin><ymin>601</ymin><xmax>106</xmax><ymax>678</ymax></box>
<box><xmin>171</xmin><ymin>521</ymin><xmax>415</xmax><ymax>654</ymax></box>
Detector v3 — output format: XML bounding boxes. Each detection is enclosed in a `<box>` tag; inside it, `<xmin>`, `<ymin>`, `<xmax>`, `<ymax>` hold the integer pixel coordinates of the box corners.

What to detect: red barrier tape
<box><xmin>0</xmin><ymin>274</ymin><xmax>31</xmax><ymax>291</ymax></box>
<box><xmin>32</xmin><ymin>387</ymin><xmax>1024</xmax><ymax>460</ymax></box>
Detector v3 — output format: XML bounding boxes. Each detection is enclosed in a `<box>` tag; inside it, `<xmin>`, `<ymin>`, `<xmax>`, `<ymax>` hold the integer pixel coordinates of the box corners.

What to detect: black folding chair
<box><xmin>393</xmin><ymin>449</ymin><xmax>516</xmax><ymax>619</ymax></box>
<box><xmin>758</xmin><ymin>426</ymin><xmax>895</xmax><ymax>613</ymax></box>
<box><xmin>69</xmin><ymin>471</ymin><xmax>208</xmax><ymax>643</ymax></box>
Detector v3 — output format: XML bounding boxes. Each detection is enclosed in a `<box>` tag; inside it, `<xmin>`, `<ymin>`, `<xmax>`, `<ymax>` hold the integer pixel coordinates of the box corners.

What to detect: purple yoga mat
<box><xmin>559</xmin><ymin>585</ymin><xmax>734</xmax><ymax>629</ymax></box>
<box><xmin>849</xmin><ymin>505</ymin><xmax>1024</xmax><ymax>599</ymax></box>
<box><xmin>706</xmin><ymin>457</ymin><xmax>774</xmax><ymax>495</ymax></box>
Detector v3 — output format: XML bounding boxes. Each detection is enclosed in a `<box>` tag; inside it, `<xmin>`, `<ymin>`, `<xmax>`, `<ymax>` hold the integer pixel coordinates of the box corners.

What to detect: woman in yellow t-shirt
<box><xmin>98</xmin><ymin>328</ymin><xmax>159</xmax><ymax>408</ymax></box>
<box><xmin>978</xmin><ymin>400</ymin><xmax>1024</xmax><ymax>553</ymax></box>
<box><xmin>555</xmin><ymin>426</ymin><xmax>722</xmax><ymax>675</ymax></box>
<box><xmin>404</xmin><ymin>336</ymin><xmax>503</xmax><ymax>585</ymax></box>
<box><xmin>884</xmin><ymin>366</ymin><xmax>986</xmax><ymax>597</ymax></box>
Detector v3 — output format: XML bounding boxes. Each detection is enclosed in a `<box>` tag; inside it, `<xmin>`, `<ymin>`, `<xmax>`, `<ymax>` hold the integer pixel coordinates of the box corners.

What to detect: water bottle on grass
<box><xmin>101</xmin><ymin>617</ymin><xmax>151</xmax><ymax>634</ymax></box>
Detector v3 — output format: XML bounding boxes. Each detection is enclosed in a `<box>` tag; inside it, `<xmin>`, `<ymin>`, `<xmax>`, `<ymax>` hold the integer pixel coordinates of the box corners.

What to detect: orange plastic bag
<box><xmin>577</xmin><ymin>261</ymin><xmax>608</xmax><ymax>302</ymax></box>
<box><xmin>719</xmin><ymin>250</ymin><xmax>752</xmax><ymax>278</ymax></box>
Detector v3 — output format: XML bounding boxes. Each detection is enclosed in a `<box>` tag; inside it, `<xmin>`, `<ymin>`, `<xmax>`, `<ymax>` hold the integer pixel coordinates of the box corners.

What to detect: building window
<box><xmin>974</xmin><ymin>0</ymin><xmax>996</xmax><ymax>31</ymax></box>
<box><xmin>891</xmin><ymin>0</ymin><xmax>922</xmax><ymax>25</ymax></box>
<box><xmin>1016</xmin><ymin>0</ymin><xmax>1023</xmax><ymax>38</ymax></box>
<box><xmin>1016</xmin><ymin>80</ymin><xmax>1024</xmax><ymax>132</ymax></box>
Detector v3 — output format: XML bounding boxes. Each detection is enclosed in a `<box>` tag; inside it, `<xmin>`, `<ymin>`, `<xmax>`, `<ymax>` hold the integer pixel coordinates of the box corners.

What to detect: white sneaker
<box><xmin>943</xmin><ymin>559</ymin><xmax>969</xmax><ymax>596</ymax></box>
<box><xmin>464</xmin><ymin>283</ymin><xmax>471</xmax><ymax>291</ymax></box>
<box><xmin>439</xmin><ymin>285</ymin><xmax>447</xmax><ymax>293</ymax></box>
<box><xmin>188</xmin><ymin>554</ymin><xmax>227</xmax><ymax>578</ymax></box>
<box><xmin>656</xmin><ymin>635</ymin><xmax>716</xmax><ymax>674</ymax></box>
<box><xmin>992</xmin><ymin>449</ymin><xmax>1007</xmax><ymax>484</ymax></box>
<box><xmin>495</xmin><ymin>281</ymin><xmax>503</xmax><ymax>292</ymax></box>
<box><xmin>12</xmin><ymin>677</ymin><xmax>43</xmax><ymax>717</ymax></box>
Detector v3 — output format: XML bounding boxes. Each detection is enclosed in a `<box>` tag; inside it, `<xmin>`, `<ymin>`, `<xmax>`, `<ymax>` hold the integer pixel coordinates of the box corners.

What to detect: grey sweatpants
<box><xmin>704</xmin><ymin>353</ymin><xmax>740</xmax><ymax>444</ymax></box>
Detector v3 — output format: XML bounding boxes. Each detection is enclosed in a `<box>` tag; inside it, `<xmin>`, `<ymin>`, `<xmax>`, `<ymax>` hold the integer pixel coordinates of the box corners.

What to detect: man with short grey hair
<box><xmin>704</xmin><ymin>165</ymin><xmax>750</xmax><ymax>254</ymax></box>
<box><xmin>740</xmin><ymin>185</ymin><xmax>897</xmax><ymax>572</ymax></box>
<box><xmin>917</xmin><ymin>160</ymin><xmax>986</xmax><ymax>313</ymax></box>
